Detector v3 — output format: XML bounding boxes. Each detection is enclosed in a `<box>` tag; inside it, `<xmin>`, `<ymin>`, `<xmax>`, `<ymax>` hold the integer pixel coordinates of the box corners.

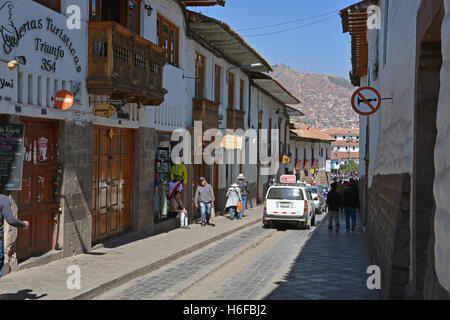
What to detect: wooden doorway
<box><xmin>92</xmin><ymin>126</ymin><xmax>134</xmax><ymax>243</ymax></box>
<box><xmin>16</xmin><ymin>119</ymin><xmax>58</xmax><ymax>261</ymax></box>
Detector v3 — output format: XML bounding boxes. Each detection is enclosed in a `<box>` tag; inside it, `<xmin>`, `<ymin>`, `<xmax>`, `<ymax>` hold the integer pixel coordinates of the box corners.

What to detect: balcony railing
<box><xmin>192</xmin><ymin>99</ymin><xmax>220</xmax><ymax>129</ymax></box>
<box><xmin>227</xmin><ymin>108</ymin><xmax>245</xmax><ymax>130</ymax></box>
<box><xmin>88</xmin><ymin>22</ymin><xmax>167</xmax><ymax>106</ymax></box>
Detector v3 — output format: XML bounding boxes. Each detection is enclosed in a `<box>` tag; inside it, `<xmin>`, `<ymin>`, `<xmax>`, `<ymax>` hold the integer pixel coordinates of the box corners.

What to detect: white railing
<box><xmin>148</xmin><ymin>105</ymin><xmax>186</xmax><ymax>131</ymax></box>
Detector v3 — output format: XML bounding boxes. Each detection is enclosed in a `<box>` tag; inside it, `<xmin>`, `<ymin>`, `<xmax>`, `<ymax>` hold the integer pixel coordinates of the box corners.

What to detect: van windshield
<box><xmin>267</xmin><ymin>188</ymin><xmax>304</xmax><ymax>200</ymax></box>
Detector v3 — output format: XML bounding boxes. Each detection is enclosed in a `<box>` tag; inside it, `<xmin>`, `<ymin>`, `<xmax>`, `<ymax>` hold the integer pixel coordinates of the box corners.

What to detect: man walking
<box><xmin>1</xmin><ymin>194</ymin><xmax>29</xmax><ymax>279</ymax></box>
<box><xmin>343</xmin><ymin>180</ymin><xmax>359</xmax><ymax>231</ymax></box>
<box><xmin>194</xmin><ymin>177</ymin><xmax>215</xmax><ymax>227</ymax></box>
<box><xmin>326</xmin><ymin>182</ymin><xmax>343</xmax><ymax>232</ymax></box>
<box><xmin>236</xmin><ymin>173</ymin><xmax>250</xmax><ymax>218</ymax></box>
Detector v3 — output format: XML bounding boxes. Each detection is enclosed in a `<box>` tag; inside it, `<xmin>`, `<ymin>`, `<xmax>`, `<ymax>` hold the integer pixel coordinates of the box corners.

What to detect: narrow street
<box><xmin>99</xmin><ymin>211</ymin><xmax>377</xmax><ymax>300</ymax></box>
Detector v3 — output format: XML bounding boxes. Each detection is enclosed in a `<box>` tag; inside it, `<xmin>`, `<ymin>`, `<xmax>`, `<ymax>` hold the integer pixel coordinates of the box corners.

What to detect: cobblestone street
<box><xmin>100</xmin><ymin>211</ymin><xmax>379</xmax><ymax>300</ymax></box>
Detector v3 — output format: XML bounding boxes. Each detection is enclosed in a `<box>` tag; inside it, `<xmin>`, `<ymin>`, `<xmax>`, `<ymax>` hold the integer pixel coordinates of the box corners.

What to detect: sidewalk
<box><xmin>0</xmin><ymin>206</ymin><xmax>263</xmax><ymax>300</ymax></box>
<box><xmin>265</xmin><ymin>211</ymin><xmax>380</xmax><ymax>300</ymax></box>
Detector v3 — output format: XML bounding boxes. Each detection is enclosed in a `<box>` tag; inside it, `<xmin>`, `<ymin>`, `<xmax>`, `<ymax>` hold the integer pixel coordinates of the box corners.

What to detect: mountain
<box><xmin>270</xmin><ymin>64</ymin><xmax>359</xmax><ymax>129</ymax></box>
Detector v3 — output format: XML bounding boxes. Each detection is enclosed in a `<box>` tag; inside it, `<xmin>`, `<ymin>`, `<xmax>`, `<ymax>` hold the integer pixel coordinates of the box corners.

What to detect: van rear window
<box><xmin>267</xmin><ymin>188</ymin><xmax>304</xmax><ymax>200</ymax></box>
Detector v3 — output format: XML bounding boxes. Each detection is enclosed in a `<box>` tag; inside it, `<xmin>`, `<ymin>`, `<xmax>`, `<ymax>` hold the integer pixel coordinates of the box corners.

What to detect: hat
<box><xmin>199</xmin><ymin>177</ymin><xmax>206</xmax><ymax>181</ymax></box>
<box><xmin>230</xmin><ymin>183</ymin><xmax>239</xmax><ymax>188</ymax></box>
<box><xmin>237</xmin><ymin>173</ymin><xmax>245</xmax><ymax>179</ymax></box>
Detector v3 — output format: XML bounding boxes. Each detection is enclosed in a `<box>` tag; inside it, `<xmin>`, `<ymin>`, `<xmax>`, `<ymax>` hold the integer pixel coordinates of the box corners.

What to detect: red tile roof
<box><xmin>290</xmin><ymin>122</ymin><xmax>335</xmax><ymax>142</ymax></box>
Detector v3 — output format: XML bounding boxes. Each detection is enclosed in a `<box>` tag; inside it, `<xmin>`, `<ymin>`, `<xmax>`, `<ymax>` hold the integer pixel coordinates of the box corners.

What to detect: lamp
<box><xmin>144</xmin><ymin>1</ymin><xmax>153</xmax><ymax>17</ymax></box>
<box><xmin>226</xmin><ymin>63</ymin><xmax>263</xmax><ymax>81</ymax></box>
<box><xmin>1</xmin><ymin>56</ymin><xmax>27</xmax><ymax>71</ymax></box>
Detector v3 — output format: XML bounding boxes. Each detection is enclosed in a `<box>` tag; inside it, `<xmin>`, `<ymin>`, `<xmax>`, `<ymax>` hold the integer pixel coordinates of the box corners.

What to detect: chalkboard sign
<box><xmin>0</xmin><ymin>123</ymin><xmax>25</xmax><ymax>190</ymax></box>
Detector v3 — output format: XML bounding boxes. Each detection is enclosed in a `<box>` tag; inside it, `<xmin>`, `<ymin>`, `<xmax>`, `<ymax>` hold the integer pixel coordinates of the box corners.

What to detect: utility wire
<box><xmin>243</xmin><ymin>15</ymin><xmax>338</xmax><ymax>37</ymax></box>
<box><xmin>236</xmin><ymin>10</ymin><xmax>338</xmax><ymax>31</ymax></box>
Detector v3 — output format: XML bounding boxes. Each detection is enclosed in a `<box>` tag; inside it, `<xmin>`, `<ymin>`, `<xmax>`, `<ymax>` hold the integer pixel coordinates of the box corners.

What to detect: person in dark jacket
<box><xmin>1</xmin><ymin>194</ymin><xmax>29</xmax><ymax>279</ymax></box>
<box><xmin>326</xmin><ymin>182</ymin><xmax>343</xmax><ymax>232</ymax></box>
<box><xmin>343</xmin><ymin>180</ymin><xmax>360</xmax><ymax>231</ymax></box>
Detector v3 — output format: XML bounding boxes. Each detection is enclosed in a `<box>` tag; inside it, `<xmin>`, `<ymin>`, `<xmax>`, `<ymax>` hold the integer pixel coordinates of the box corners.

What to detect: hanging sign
<box><xmin>0</xmin><ymin>123</ymin><xmax>25</xmax><ymax>190</ymax></box>
<box><xmin>351</xmin><ymin>86</ymin><xmax>382</xmax><ymax>116</ymax></box>
<box><xmin>54</xmin><ymin>90</ymin><xmax>74</xmax><ymax>110</ymax></box>
<box><xmin>93</xmin><ymin>104</ymin><xmax>116</xmax><ymax>117</ymax></box>
<box><xmin>281</xmin><ymin>155</ymin><xmax>291</xmax><ymax>164</ymax></box>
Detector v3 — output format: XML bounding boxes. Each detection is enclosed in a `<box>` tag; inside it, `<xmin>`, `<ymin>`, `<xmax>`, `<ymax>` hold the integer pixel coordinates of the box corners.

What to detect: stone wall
<box><xmin>58</xmin><ymin>120</ymin><xmax>93</xmax><ymax>258</ymax></box>
<box><xmin>132</xmin><ymin>128</ymin><xmax>157</xmax><ymax>233</ymax></box>
<box><xmin>366</xmin><ymin>173</ymin><xmax>411</xmax><ymax>299</ymax></box>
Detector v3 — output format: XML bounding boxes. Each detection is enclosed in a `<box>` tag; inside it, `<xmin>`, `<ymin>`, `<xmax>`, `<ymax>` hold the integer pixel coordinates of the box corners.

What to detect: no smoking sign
<box><xmin>351</xmin><ymin>86</ymin><xmax>382</xmax><ymax>116</ymax></box>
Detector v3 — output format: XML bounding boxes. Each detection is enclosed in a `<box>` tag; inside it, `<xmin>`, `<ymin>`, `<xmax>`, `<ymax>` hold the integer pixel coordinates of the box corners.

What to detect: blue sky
<box><xmin>191</xmin><ymin>0</ymin><xmax>358</xmax><ymax>79</ymax></box>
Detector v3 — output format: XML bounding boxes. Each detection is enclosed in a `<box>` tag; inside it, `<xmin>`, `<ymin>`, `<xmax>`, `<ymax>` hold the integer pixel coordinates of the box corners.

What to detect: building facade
<box><xmin>341</xmin><ymin>0</ymin><xmax>450</xmax><ymax>299</ymax></box>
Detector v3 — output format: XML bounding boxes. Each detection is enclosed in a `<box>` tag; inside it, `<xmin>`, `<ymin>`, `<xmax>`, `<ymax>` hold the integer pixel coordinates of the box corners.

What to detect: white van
<box><xmin>263</xmin><ymin>185</ymin><xmax>316</xmax><ymax>229</ymax></box>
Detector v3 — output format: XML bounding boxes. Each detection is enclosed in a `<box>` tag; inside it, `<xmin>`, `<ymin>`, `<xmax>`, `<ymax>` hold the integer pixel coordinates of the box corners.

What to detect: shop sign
<box><xmin>54</xmin><ymin>90</ymin><xmax>73</xmax><ymax>110</ymax></box>
<box><xmin>0</xmin><ymin>123</ymin><xmax>24</xmax><ymax>190</ymax></box>
<box><xmin>281</xmin><ymin>155</ymin><xmax>290</xmax><ymax>164</ymax></box>
<box><xmin>326</xmin><ymin>160</ymin><xmax>331</xmax><ymax>172</ymax></box>
<box><xmin>0</xmin><ymin>61</ymin><xmax>17</xmax><ymax>104</ymax></box>
<box><xmin>93</xmin><ymin>104</ymin><xmax>116</xmax><ymax>117</ymax></box>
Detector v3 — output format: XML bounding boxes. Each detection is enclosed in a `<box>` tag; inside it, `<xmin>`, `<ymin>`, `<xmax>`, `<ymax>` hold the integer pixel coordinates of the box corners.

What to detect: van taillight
<box><xmin>264</xmin><ymin>199</ymin><xmax>267</xmax><ymax>211</ymax></box>
<box><xmin>304</xmin><ymin>200</ymin><xmax>308</xmax><ymax>214</ymax></box>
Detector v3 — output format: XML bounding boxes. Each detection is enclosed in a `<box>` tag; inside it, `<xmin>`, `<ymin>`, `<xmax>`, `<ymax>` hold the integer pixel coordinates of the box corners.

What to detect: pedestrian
<box><xmin>1</xmin><ymin>193</ymin><xmax>29</xmax><ymax>279</ymax></box>
<box><xmin>326</xmin><ymin>182</ymin><xmax>343</xmax><ymax>232</ymax></box>
<box><xmin>343</xmin><ymin>180</ymin><xmax>360</xmax><ymax>231</ymax></box>
<box><xmin>194</xmin><ymin>177</ymin><xmax>215</xmax><ymax>227</ymax></box>
<box><xmin>169</xmin><ymin>191</ymin><xmax>189</xmax><ymax>229</ymax></box>
<box><xmin>225</xmin><ymin>183</ymin><xmax>242</xmax><ymax>220</ymax></box>
<box><xmin>236</xmin><ymin>173</ymin><xmax>250</xmax><ymax>218</ymax></box>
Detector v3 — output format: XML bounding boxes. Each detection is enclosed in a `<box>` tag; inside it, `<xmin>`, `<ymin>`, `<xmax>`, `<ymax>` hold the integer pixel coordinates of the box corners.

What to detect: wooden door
<box><xmin>92</xmin><ymin>127</ymin><xmax>133</xmax><ymax>243</ymax></box>
<box><xmin>17</xmin><ymin>119</ymin><xmax>58</xmax><ymax>261</ymax></box>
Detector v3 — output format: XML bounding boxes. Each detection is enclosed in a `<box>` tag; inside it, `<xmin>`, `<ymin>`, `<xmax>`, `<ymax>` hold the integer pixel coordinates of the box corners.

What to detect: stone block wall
<box><xmin>366</xmin><ymin>173</ymin><xmax>411</xmax><ymax>299</ymax></box>
<box><xmin>58</xmin><ymin>120</ymin><xmax>94</xmax><ymax>258</ymax></box>
<box><xmin>132</xmin><ymin>128</ymin><xmax>157</xmax><ymax>234</ymax></box>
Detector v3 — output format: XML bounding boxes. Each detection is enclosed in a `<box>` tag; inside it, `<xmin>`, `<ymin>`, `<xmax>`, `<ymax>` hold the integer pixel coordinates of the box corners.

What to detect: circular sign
<box><xmin>54</xmin><ymin>90</ymin><xmax>74</xmax><ymax>110</ymax></box>
<box><xmin>351</xmin><ymin>86</ymin><xmax>382</xmax><ymax>116</ymax></box>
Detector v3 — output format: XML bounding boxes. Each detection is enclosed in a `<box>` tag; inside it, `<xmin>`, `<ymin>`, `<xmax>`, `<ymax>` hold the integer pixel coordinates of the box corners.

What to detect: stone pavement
<box><xmin>265</xmin><ymin>211</ymin><xmax>380</xmax><ymax>300</ymax></box>
<box><xmin>0</xmin><ymin>205</ymin><xmax>264</xmax><ymax>300</ymax></box>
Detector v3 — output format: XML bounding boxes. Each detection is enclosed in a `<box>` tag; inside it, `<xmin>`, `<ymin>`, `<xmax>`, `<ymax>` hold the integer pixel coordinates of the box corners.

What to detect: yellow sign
<box><xmin>311</xmin><ymin>169</ymin><xmax>315</xmax><ymax>174</ymax></box>
<box><xmin>281</xmin><ymin>156</ymin><xmax>291</xmax><ymax>164</ymax></box>
<box><xmin>93</xmin><ymin>104</ymin><xmax>116</xmax><ymax>117</ymax></box>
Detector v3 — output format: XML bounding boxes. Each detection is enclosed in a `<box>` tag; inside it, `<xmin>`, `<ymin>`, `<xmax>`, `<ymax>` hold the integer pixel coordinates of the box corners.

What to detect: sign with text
<box><xmin>0</xmin><ymin>123</ymin><xmax>24</xmax><ymax>190</ymax></box>
<box><xmin>280</xmin><ymin>175</ymin><xmax>296</xmax><ymax>184</ymax></box>
<box><xmin>0</xmin><ymin>61</ymin><xmax>17</xmax><ymax>104</ymax></box>
<box><xmin>54</xmin><ymin>90</ymin><xmax>73</xmax><ymax>110</ymax></box>
<box><xmin>93</xmin><ymin>104</ymin><xmax>116</xmax><ymax>117</ymax></box>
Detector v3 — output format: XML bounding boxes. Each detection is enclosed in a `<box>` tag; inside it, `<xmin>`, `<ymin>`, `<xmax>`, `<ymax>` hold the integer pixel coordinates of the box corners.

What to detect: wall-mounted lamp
<box><xmin>0</xmin><ymin>56</ymin><xmax>27</xmax><ymax>71</ymax></box>
<box><xmin>144</xmin><ymin>1</ymin><xmax>153</xmax><ymax>17</ymax></box>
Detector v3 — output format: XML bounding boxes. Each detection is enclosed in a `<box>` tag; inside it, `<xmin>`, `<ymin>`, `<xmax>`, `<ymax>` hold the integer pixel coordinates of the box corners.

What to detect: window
<box><xmin>228</xmin><ymin>72</ymin><xmax>235</xmax><ymax>109</ymax></box>
<box><xmin>267</xmin><ymin>188</ymin><xmax>304</xmax><ymax>201</ymax></box>
<box><xmin>34</xmin><ymin>0</ymin><xmax>61</xmax><ymax>12</ymax></box>
<box><xmin>214</xmin><ymin>65</ymin><xmax>222</xmax><ymax>103</ymax></box>
<box><xmin>157</xmin><ymin>14</ymin><xmax>179</xmax><ymax>67</ymax></box>
<box><xmin>195</xmin><ymin>53</ymin><xmax>205</xmax><ymax>99</ymax></box>
<box><xmin>239</xmin><ymin>79</ymin><xmax>245</xmax><ymax>111</ymax></box>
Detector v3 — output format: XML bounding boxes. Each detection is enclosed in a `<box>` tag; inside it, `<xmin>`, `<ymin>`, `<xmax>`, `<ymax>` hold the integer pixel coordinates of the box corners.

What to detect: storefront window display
<box><xmin>154</xmin><ymin>134</ymin><xmax>172</xmax><ymax>223</ymax></box>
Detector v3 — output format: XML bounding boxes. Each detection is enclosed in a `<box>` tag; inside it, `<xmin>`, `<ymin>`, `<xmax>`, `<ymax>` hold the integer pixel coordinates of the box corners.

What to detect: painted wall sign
<box><xmin>0</xmin><ymin>61</ymin><xmax>17</xmax><ymax>103</ymax></box>
<box><xmin>0</xmin><ymin>1</ymin><xmax>83</xmax><ymax>73</ymax></box>
<box><xmin>0</xmin><ymin>123</ymin><xmax>24</xmax><ymax>190</ymax></box>
<box><xmin>93</xmin><ymin>104</ymin><xmax>117</xmax><ymax>117</ymax></box>
<box><xmin>351</xmin><ymin>86</ymin><xmax>382</xmax><ymax>116</ymax></box>
<box><xmin>54</xmin><ymin>90</ymin><xmax>73</xmax><ymax>110</ymax></box>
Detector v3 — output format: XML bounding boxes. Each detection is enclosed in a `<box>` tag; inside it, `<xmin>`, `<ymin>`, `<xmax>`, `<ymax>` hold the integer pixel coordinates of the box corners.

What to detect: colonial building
<box><xmin>289</xmin><ymin>123</ymin><xmax>335</xmax><ymax>185</ymax></box>
<box><xmin>340</xmin><ymin>0</ymin><xmax>450</xmax><ymax>299</ymax></box>
<box><xmin>322</xmin><ymin>128</ymin><xmax>360</xmax><ymax>171</ymax></box>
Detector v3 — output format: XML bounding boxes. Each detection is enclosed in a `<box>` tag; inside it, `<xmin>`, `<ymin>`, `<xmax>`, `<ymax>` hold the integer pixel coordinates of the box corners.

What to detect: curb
<box><xmin>71</xmin><ymin>210</ymin><xmax>263</xmax><ymax>300</ymax></box>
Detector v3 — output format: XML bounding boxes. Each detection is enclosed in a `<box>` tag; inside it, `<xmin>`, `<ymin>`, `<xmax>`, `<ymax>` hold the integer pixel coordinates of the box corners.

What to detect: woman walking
<box><xmin>226</xmin><ymin>183</ymin><xmax>242</xmax><ymax>220</ymax></box>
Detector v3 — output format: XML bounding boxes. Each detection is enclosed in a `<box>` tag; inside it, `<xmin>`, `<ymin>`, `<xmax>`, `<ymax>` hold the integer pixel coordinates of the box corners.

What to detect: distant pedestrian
<box><xmin>236</xmin><ymin>173</ymin><xmax>250</xmax><ymax>218</ymax></box>
<box><xmin>169</xmin><ymin>191</ymin><xmax>189</xmax><ymax>229</ymax></box>
<box><xmin>194</xmin><ymin>177</ymin><xmax>215</xmax><ymax>227</ymax></box>
<box><xmin>326</xmin><ymin>182</ymin><xmax>343</xmax><ymax>232</ymax></box>
<box><xmin>343</xmin><ymin>180</ymin><xmax>360</xmax><ymax>231</ymax></box>
<box><xmin>1</xmin><ymin>194</ymin><xmax>29</xmax><ymax>279</ymax></box>
<box><xmin>225</xmin><ymin>183</ymin><xmax>242</xmax><ymax>220</ymax></box>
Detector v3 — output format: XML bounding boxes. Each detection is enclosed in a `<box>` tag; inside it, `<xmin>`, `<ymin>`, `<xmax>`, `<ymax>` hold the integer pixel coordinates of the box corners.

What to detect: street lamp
<box><xmin>0</xmin><ymin>56</ymin><xmax>27</xmax><ymax>71</ymax></box>
<box><xmin>144</xmin><ymin>1</ymin><xmax>154</xmax><ymax>16</ymax></box>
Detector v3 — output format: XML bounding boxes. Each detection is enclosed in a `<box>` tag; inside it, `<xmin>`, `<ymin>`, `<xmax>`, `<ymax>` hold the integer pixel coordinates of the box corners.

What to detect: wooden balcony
<box><xmin>227</xmin><ymin>108</ymin><xmax>245</xmax><ymax>130</ymax></box>
<box><xmin>192</xmin><ymin>99</ymin><xmax>220</xmax><ymax>129</ymax></box>
<box><xmin>88</xmin><ymin>22</ymin><xmax>167</xmax><ymax>106</ymax></box>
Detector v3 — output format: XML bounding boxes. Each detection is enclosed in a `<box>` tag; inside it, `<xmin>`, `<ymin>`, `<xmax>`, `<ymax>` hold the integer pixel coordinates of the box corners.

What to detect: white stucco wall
<box><xmin>0</xmin><ymin>0</ymin><xmax>89</xmax><ymax>120</ymax></box>
<box><xmin>368</xmin><ymin>0</ymin><xmax>421</xmax><ymax>184</ymax></box>
<box><xmin>434</xmin><ymin>0</ymin><xmax>450</xmax><ymax>293</ymax></box>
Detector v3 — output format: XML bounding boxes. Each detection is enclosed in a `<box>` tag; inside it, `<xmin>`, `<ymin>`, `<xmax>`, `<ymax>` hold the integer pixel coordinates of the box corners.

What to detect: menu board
<box><xmin>0</xmin><ymin>123</ymin><xmax>25</xmax><ymax>190</ymax></box>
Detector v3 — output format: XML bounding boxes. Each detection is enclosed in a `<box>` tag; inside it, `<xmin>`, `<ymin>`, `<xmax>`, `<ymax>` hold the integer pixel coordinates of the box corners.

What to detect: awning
<box><xmin>295</xmin><ymin>160</ymin><xmax>302</xmax><ymax>170</ymax></box>
<box><xmin>181</xmin><ymin>0</ymin><xmax>225</xmax><ymax>6</ymax></box>
<box><xmin>251</xmin><ymin>72</ymin><xmax>302</xmax><ymax>105</ymax></box>
<box><xmin>187</xmin><ymin>11</ymin><xmax>272</xmax><ymax>73</ymax></box>
<box><xmin>312</xmin><ymin>160</ymin><xmax>318</xmax><ymax>169</ymax></box>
